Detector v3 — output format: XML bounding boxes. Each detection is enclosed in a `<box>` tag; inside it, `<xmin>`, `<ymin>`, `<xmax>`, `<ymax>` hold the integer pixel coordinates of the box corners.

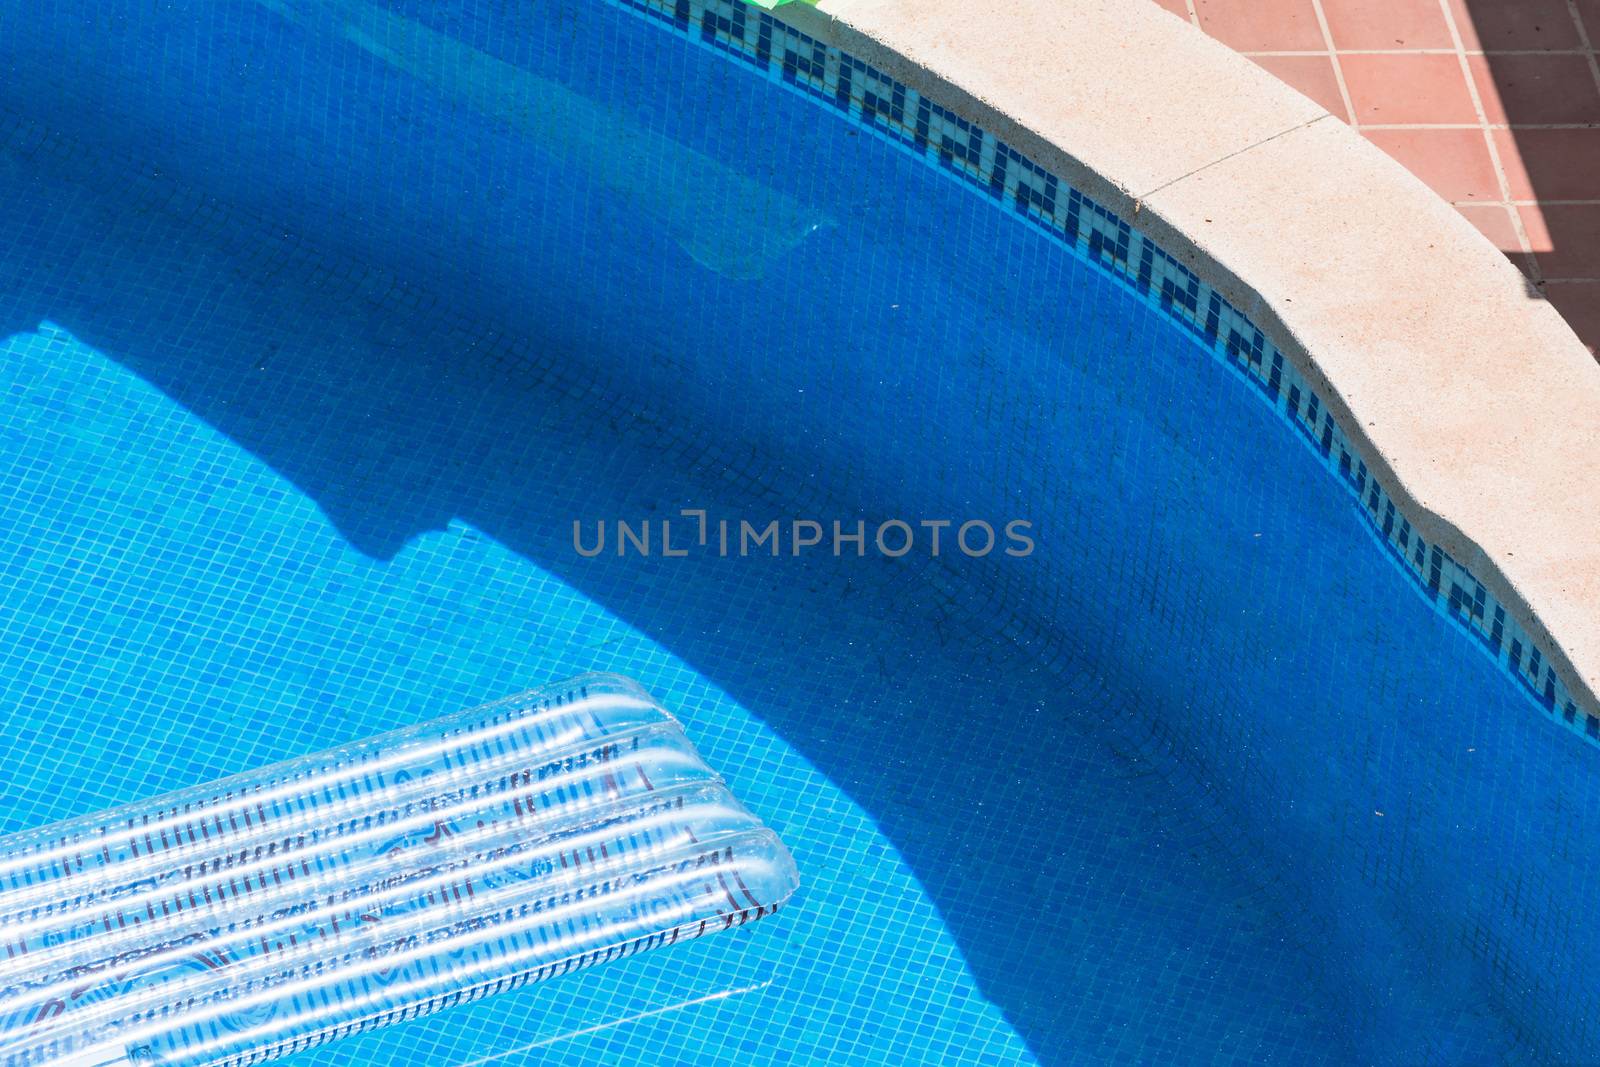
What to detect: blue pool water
<box><xmin>2</xmin><ymin>1</ymin><xmax>1599</xmax><ymax>1065</ymax></box>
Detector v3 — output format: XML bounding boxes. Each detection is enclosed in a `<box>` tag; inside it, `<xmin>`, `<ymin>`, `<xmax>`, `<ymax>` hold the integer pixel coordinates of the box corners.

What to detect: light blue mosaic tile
<box><xmin>0</xmin><ymin>1</ymin><xmax>1597</xmax><ymax>1065</ymax></box>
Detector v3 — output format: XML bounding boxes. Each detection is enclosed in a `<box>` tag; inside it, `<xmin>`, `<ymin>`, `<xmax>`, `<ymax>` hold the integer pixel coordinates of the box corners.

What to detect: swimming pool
<box><xmin>2</xmin><ymin>0</ymin><xmax>1598</xmax><ymax>1064</ymax></box>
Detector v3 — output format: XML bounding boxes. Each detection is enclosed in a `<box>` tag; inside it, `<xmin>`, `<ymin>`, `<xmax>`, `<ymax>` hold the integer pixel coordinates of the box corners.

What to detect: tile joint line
<box><xmin>1307</xmin><ymin>0</ymin><xmax>1358</xmax><ymax>125</ymax></box>
<box><xmin>1434</xmin><ymin>0</ymin><xmax>1543</xmax><ymax>280</ymax></box>
<box><xmin>1135</xmin><ymin>113</ymin><xmax>1334</xmax><ymax>204</ymax></box>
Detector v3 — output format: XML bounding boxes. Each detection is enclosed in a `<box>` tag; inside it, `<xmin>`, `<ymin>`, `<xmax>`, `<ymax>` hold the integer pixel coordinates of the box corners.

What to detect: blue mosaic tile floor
<box><xmin>0</xmin><ymin>99</ymin><xmax>1357</xmax><ymax>1067</ymax></box>
<box><xmin>5</xmin><ymin>1</ymin><xmax>1600</xmax><ymax>1064</ymax></box>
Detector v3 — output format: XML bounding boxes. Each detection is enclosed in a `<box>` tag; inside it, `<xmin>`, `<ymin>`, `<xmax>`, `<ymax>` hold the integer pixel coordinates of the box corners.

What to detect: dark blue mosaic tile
<box><xmin>614</xmin><ymin>0</ymin><xmax>1592</xmax><ymax>747</ymax></box>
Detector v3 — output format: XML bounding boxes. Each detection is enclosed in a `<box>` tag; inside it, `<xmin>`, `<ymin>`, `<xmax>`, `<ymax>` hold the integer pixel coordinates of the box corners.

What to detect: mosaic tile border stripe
<box><xmin>611</xmin><ymin>0</ymin><xmax>1598</xmax><ymax>745</ymax></box>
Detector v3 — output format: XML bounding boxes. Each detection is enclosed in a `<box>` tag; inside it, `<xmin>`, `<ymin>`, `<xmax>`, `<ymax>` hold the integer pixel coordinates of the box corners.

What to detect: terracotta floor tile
<box><xmin>1510</xmin><ymin>251</ymin><xmax>1542</xmax><ymax>278</ymax></box>
<box><xmin>1194</xmin><ymin>0</ymin><xmax>1326</xmax><ymax>51</ymax></box>
<box><xmin>1494</xmin><ymin>128</ymin><xmax>1600</xmax><ymax>200</ymax></box>
<box><xmin>1542</xmin><ymin>283</ymin><xmax>1600</xmax><ymax>354</ymax></box>
<box><xmin>1161</xmin><ymin>0</ymin><xmax>1600</xmax><ymax>360</ymax></box>
<box><xmin>1321</xmin><ymin>0</ymin><xmax>1454</xmax><ymax>49</ymax></box>
<box><xmin>1578</xmin><ymin>0</ymin><xmax>1600</xmax><ymax>44</ymax></box>
<box><xmin>1517</xmin><ymin>203</ymin><xmax>1556</xmax><ymax>252</ymax></box>
<box><xmin>1447</xmin><ymin>0</ymin><xmax>1584</xmax><ymax>51</ymax></box>
<box><xmin>1250</xmin><ymin>54</ymin><xmax>1349</xmax><ymax>118</ymax></box>
<box><xmin>1456</xmin><ymin>204</ymin><xmax>1541</xmax><ymax>275</ymax></box>
<box><xmin>1469</xmin><ymin>54</ymin><xmax>1600</xmax><ymax>125</ymax></box>
<box><xmin>1523</xmin><ymin>205</ymin><xmax>1600</xmax><ymax>278</ymax></box>
<box><xmin>1365</xmin><ymin>128</ymin><xmax>1502</xmax><ymax>201</ymax></box>
<box><xmin>1456</xmin><ymin>203</ymin><xmax>1523</xmax><ymax>249</ymax></box>
<box><xmin>1341</xmin><ymin>53</ymin><xmax>1480</xmax><ymax>124</ymax></box>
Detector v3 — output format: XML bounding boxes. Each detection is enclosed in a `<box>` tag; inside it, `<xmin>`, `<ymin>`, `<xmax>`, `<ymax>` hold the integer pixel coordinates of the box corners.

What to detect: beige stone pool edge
<box><xmin>777</xmin><ymin>0</ymin><xmax>1600</xmax><ymax>721</ymax></box>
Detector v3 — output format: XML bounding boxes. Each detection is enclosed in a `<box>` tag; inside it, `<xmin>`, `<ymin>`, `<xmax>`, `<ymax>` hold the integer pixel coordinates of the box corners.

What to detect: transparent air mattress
<box><xmin>0</xmin><ymin>673</ymin><xmax>799</xmax><ymax>1067</ymax></box>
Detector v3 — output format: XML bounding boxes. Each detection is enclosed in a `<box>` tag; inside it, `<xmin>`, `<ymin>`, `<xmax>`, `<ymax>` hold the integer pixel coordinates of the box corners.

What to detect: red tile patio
<box><xmin>1149</xmin><ymin>0</ymin><xmax>1600</xmax><ymax>356</ymax></box>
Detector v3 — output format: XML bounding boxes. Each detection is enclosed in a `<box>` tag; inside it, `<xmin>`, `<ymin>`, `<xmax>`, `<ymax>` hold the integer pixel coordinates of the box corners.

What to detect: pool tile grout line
<box><xmin>616</xmin><ymin>0</ymin><xmax>1600</xmax><ymax>747</ymax></box>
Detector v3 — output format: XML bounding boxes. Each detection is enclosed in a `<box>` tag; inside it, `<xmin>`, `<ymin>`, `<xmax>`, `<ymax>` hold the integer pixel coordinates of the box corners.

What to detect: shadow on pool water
<box><xmin>0</xmin><ymin>142</ymin><xmax>1378</xmax><ymax>1066</ymax></box>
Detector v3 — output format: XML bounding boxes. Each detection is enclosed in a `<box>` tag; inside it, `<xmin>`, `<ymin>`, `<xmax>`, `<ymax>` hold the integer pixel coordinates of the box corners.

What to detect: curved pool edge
<box><xmin>777</xmin><ymin>0</ymin><xmax>1600</xmax><ymax>732</ymax></box>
